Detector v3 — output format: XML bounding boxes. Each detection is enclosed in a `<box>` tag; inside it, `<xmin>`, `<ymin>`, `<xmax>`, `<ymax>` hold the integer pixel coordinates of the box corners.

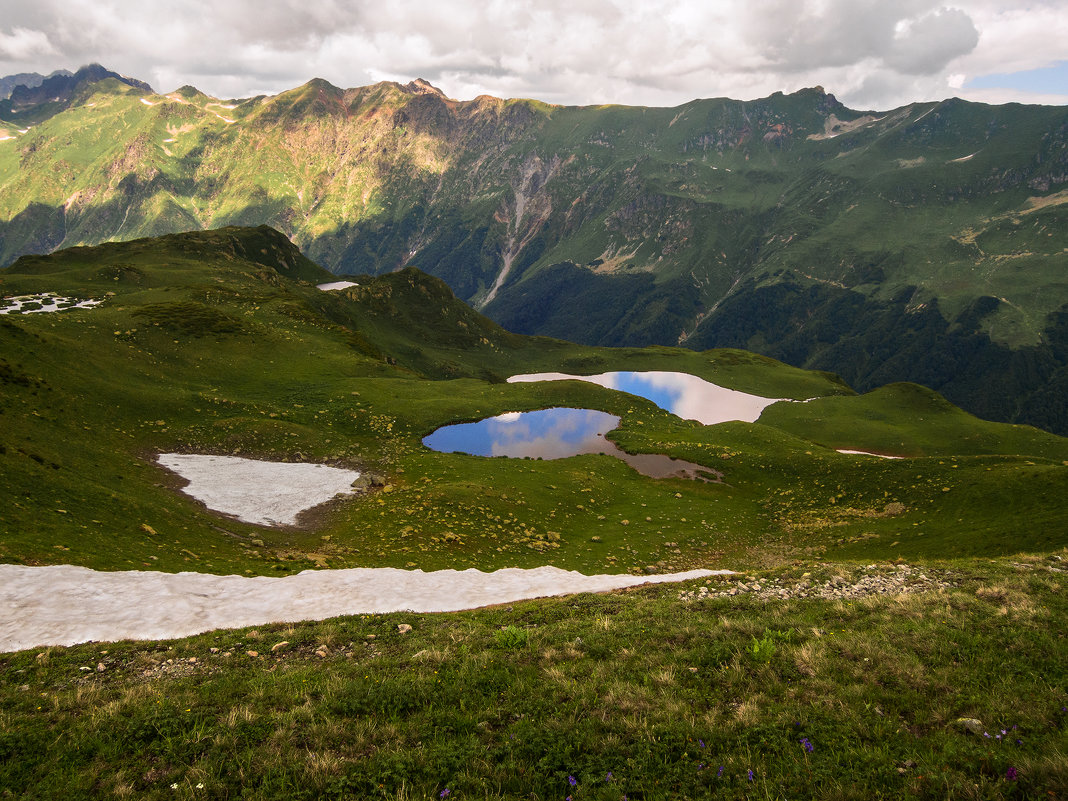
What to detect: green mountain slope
<box><xmin>0</xmin><ymin>75</ymin><xmax>1065</xmax><ymax>434</ymax></box>
<box><xmin>1</xmin><ymin>227</ymin><xmax>1066</xmax><ymax>577</ymax></box>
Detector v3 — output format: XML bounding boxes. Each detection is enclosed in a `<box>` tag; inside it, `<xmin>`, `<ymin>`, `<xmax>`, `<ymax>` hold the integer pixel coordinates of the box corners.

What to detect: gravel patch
<box><xmin>679</xmin><ymin>563</ymin><xmax>956</xmax><ymax>603</ymax></box>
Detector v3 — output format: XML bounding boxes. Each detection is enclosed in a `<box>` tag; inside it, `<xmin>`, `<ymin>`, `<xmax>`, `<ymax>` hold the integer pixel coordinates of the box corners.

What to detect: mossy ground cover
<box><xmin>1</xmin><ymin>229</ymin><xmax>1067</xmax><ymax>797</ymax></box>
<box><xmin>1</xmin><ymin>557</ymin><xmax>1065</xmax><ymax>799</ymax></box>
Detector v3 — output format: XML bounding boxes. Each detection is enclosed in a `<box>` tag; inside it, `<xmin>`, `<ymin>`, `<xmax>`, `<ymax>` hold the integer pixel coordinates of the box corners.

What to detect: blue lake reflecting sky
<box><xmin>423</xmin><ymin>407</ymin><xmax>720</xmax><ymax>481</ymax></box>
<box><xmin>422</xmin><ymin>408</ymin><xmax>620</xmax><ymax>460</ymax></box>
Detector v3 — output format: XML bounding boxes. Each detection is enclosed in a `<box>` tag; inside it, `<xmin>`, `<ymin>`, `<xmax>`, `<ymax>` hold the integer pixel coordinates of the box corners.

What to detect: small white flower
<box><xmin>171</xmin><ymin>784</ymin><xmax>179</xmax><ymax>790</ymax></box>
<box><xmin>196</xmin><ymin>784</ymin><xmax>204</xmax><ymax>790</ymax></box>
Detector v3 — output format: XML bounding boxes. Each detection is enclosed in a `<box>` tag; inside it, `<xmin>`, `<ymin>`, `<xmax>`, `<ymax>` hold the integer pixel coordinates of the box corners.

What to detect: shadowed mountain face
<box><xmin>0</xmin><ymin>70</ymin><xmax>73</xmax><ymax>101</ymax></box>
<box><xmin>1</xmin><ymin>71</ymin><xmax>1066</xmax><ymax>430</ymax></box>
<box><xmin>0</xmin><ymin>64</ymin><xmax>151</xmax><ymax>120</ymax></box>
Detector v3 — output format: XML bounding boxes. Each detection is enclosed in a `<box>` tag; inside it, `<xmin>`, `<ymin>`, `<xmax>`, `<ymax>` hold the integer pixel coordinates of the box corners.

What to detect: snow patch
<box><xmin>157</xmin><ymin>454</ymin><xmax>360</xmax><ymax>526</ymax></box>
<box><xmin>0</xmin><ymin>293</ymin><xmax>103</xmax><ymax>315</ymax></box>
<box><xmin>140</xmin><ymin>98</ymin><xmax>157</xmax><ymax>106</ymax></box>
<box><xmin>835</xmin><ymin>449</ymin><xmax>905</xmax><ymax>459</ymax></box>
<box><xmin>0</xmin><ymin>564</ymin><xmax>727</xmax><ymax>652</ymax></box>
<box><xmin>316</xmin><ymin>280</ymin><xmax>359</xmax><ymax>291</ymax></box>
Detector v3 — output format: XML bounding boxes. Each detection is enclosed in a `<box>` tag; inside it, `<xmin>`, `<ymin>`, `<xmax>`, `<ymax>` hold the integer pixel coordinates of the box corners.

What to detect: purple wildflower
<box><xmin>568</xmin><ymin>775</ymin><xmax>577</xmax><ymax>788</ymax></box>
<box><xmin>605</xmin><ymin>772</ymin><xmax>613</xmax><ymax>782</ymax></box>
<box><xmin>717</xmin><ymin>766</ymin><xmax>724</xmax><ymax>778</ymax></box>
<box><xmin>800</xmin><ymin>737</ymin><xmax>814</xmax><ymax>753</ymax></box>
<box><xmin>439</xmin><ymin>791</ymin><xmax>450</xmax><ymax>799</ymax></box>
<box><xmin>1006</xmin><ymin>766</ymin><xmax>1018</xmax><ymax>781</ymax></box>
<box><xmin>698</xmin><ymin>739</ymin><xmax>705</xmax><ymax>748</ymax></box>
<box><xmin>748</xmin><ymin>769</ymin><xmax>754</xmax><ymax>781</ymax></box>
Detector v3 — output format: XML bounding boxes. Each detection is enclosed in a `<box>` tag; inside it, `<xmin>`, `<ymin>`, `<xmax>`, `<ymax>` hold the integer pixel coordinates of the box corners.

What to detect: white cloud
<box><xmin>0</xmin><ymin>1</ymin><xmax>1063</xmax><ymax>110</ymax></box>
<box><xmin>0</xmin><ymin>27</ymin><xmax>55</xmax><ymax>60</ymax></box>
<box><xmin>886</xmin><ymin>8</ymin><xmax>979</xmax><ymax>74</ymax></box>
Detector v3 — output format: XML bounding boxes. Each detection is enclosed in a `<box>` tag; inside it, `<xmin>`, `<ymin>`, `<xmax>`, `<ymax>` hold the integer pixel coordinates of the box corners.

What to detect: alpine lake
<box><xmin>421</xmin><ymin>370</ymin><xmax>792</xmax><ymax>482</ymax></box>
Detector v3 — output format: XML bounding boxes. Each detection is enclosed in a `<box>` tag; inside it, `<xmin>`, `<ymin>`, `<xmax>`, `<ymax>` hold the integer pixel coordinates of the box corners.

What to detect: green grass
<box><xmin>757</xmin><ymin>382</ymin><xmax>1068</xmax><ymax>460</ymax></box>
<box><xmin>1</xmin><ymin>228</ymin><xmax>1067</xmax><ymax>798</ymax></box>
<box><xmin>1</xmin><ymin>556</ymin><xmax>1065</xmax><ymax>799</ymax></box>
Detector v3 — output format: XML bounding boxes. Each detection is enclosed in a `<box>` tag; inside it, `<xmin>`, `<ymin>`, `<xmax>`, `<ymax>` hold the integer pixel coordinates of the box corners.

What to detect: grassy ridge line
<box><xmin>0</xmin><ymin>557</ymin><xmax>1065</xmax><ymax>799</ymax></box>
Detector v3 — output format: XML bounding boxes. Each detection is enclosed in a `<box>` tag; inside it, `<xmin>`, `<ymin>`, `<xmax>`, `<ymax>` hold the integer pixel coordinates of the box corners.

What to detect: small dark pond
<box><xmin>422</xmin><ymin>407</ymin><xmax>719</xmax><ymax>481</ymax></box>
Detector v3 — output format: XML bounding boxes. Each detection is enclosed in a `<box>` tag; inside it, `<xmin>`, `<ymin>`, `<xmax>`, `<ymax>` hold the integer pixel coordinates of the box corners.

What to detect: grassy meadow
<box><xmin>1</xmin><ymin>227</ymin><xmax>1066</xmax><ymax>797</ymax></box>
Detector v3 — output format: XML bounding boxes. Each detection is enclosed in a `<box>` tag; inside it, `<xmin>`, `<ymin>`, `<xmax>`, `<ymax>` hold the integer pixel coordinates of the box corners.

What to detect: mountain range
<box><xmin>0</xmin><ymin>69</ymin><xmax>73</xmax><ymax>101</ymax></box>
<box><xmin>1</xmin><ymin>65</ymin><xmax>1066</xmax><ymax>432</ymax></box>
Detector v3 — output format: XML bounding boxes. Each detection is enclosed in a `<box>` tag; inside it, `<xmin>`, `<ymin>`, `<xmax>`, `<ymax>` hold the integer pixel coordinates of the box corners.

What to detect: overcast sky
<box><xmin>0</xmin><ymin>0</ymin><xmax>1064</xmax><ymax>109</ymax></box>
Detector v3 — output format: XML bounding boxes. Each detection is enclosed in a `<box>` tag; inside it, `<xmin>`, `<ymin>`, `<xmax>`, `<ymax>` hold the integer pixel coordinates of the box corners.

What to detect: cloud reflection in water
<box><xmin>507</xmin><ymin>371</ymin><xmax>786</xmax><ymax>425</ymax></box>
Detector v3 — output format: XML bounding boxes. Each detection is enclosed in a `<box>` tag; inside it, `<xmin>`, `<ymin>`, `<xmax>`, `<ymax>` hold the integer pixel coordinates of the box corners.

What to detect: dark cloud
<box><xmin>886</xmin><ymin>8</ymin><xmax>980</xmax><ymax>74</ymax></box>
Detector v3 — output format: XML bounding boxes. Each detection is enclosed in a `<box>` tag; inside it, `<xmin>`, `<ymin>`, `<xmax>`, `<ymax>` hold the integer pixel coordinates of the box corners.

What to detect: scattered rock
<box><xmin>96</xmin><ymin>662</ymin><xmax>106</xmax><ymax>672</ymax></box>
<box><xmin>397</xmin><ymin>623</ymin><xmax>413</xmax><ymax>634</ymax></box>
<box><xmin>246</xmin><ymin>650</ymin><xmax>259</xmax><ymax>658</ymax></box>
<box><xmin>955</xmin><ymin>718</ymin><xmax>984</xmax><ymax>735</ymax></box>
<box><xmin>679</xmin><ymin>564</ymin><xmax>956</xmax><ymax>604</ymax></box>
<box><xmin>271</xmin><ymin>641</ymin><xmax>290</xmax><ymax>653</ymax></box>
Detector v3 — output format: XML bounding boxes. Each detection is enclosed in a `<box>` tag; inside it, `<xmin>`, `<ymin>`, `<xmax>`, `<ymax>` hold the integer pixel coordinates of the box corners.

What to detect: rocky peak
<box><xmin>7</xmin><ymin>63</ymin><xmax>152</xmax><ymax>109</ymax></box>
<box><xmin>404</xmin><ymin>78</ymin><xmax>447</xmax><ymax>98</ymax></box>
